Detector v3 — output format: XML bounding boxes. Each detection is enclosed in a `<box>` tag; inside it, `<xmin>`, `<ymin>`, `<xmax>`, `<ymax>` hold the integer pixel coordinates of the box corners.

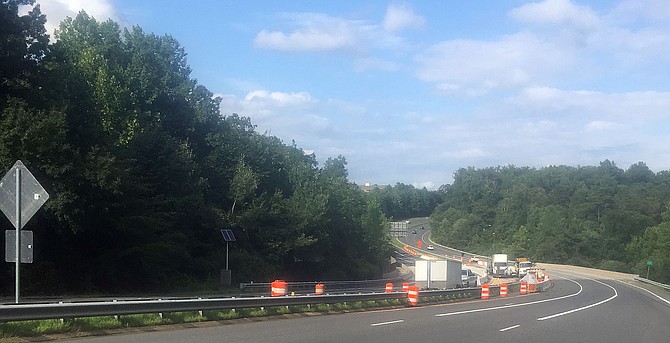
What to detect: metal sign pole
<box><xmin>226</xmin><ymin>241</ymin><xmax>229</xmax><ymax>270</ymax></box>
<box><xmin>15</xmin><ymin>167</ymin><xmax>21</xmax><ymax>304</ymax></box>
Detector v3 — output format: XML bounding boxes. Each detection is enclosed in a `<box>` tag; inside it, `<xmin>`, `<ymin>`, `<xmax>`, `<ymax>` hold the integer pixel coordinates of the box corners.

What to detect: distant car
<box><xmin>405</xmin><ymin>220</ymin><xmax>411</xmax><ymax>224</ymax></box>
<box><xmin>461</xmin><ymin>269</ymin><xmax>478</xmax><ymax>287</ymax></box>
<box><xmin>411</xmin><ymin>230</ymin><xmax>417</xmax><ymax>234</ymax></box>
<box><xmin>427</xmin><ymin>245</ymin><xmax>434</xmax><ymax>250</ymax></box>
<box><xmin>420</xmin><ymin>226</ymin><xmax>425</xmax><ymax>230</ymax></box>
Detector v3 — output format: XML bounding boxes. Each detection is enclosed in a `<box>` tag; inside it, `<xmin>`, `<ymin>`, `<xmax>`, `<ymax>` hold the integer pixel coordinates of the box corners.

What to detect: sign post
<box><xmin>0</xmin><ymin>160</ymin><xmax>49</xmax><ymax>303</ymax></box>
<box><xmin>646</xmin><ymin>260</ymin><xmax>653</xmax><ymax>279</ymax></box>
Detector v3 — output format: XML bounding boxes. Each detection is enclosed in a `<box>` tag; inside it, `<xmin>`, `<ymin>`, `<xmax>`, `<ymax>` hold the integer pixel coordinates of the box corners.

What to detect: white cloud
<box><xmin>509</xmin><ymin>0</ymin><xmax>600</xmax><ymax>30</ymax></box>
<box><xmin>243</xmin><ymin>90</ymin><xmax>314</xmax><ymax>107</ymax></box>
<box><xmin>442</xmin><ymin>148</ymin><xmax>489</xmax><ymax>159</ymax></box>
<box><xmin>383</xmin><ymin>3</ymin><xmax>425</xmax><ymax>32</ymax></box>
<box><xmin>585</xmin><ymin>120</ymin><xmax>621</xmax><ymax>131</ymax></box>
<box><xmin>29</xmin><ymin>0</ymin><xmax>118</xmax><ymax>36</ymax></box>
<box><xmin>253</xmin><ymin>13</ymin><xmax>370</xmax><ymax>52</ymax></box>
<box><xmin>415</xmin><ymin>33</ymin><xmax>573</xmax><ymax>95</ymax></box>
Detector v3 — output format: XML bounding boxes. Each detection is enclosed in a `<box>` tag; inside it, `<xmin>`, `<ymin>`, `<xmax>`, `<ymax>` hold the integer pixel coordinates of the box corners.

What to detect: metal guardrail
<box><xmin>0</xmin><ymin>288</ymin><xmax>480</xmax><ymax>322</ymax></box>
<box><xmin>634</xmin><ymin>277</ymin><xmax>670</xmax><ymax>291</ymax></box>
<box><xmin>239</xmin><ymin>278</ymin><xmax>406</xmax><ymax>292</ymax></box>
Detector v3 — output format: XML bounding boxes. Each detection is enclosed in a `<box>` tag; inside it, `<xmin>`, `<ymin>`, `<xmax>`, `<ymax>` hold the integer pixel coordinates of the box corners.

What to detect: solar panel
<box><xmin>220</xmin><ymin>229</ymin><xmax>236</xmax><ymax>242</ymax></box>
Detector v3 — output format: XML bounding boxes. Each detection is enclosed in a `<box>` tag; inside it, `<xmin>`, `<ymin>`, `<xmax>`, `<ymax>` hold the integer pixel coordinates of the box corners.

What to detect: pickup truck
<box><xmin>461</xmin><ymin>269</ymin><xmax>478</xmax><ymax>287</ymax></box>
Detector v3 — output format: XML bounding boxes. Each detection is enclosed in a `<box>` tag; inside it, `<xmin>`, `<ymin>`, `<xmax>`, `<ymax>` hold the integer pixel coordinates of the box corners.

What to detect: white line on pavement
<box><xmin>616</xmin><ymin>280</ymin><xmax>670</xmax><ymax>306</ymax></box>
<box><xmin>371</xmin><ymin>320</ymin><xmax>404</xmax><ymax>327</ymax></box>
<box><xmin>537</xmin><ymin>278</ymin><xmax>618</xmax><ymax>321</ymax></box>
<box><xmin>499</xmin><ymin>324</ymin><xmax>520</xmax><ymax>332</ymax></box>
<box><xmin>436</xmin><ymin>276</ymin><xmax>583</xmax><ymax>317</ymax></box>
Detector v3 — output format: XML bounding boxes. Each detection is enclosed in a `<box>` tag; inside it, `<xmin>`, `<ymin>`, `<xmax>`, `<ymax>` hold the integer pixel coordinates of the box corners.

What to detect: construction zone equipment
<box><xmin>520</xmin><ymin>281</ymin><xmax>528</xmax><ymax>295</ymax></box>
<box><xmin>481</xmin><ymin>283</ymin><xmax>490</xmax><ymax>300</ymax></box>
<box><xmin>402</xmin><ymin>282</ymin><xmax>410</xmax><ymax>292</ymax></box>
<box><xmin>271</xmin><ymin>280</ymin><xmax>287</xmax><ymax>296</ymax></box>
<box><xmin>500</xmin><ymin>283</ymin><xmax>508</xmax><ymax>297</ymax></box>
<box><xmin>385</xmin><ymin>282</ymin><xmax>393</xmax><ymax>293</ymax></box>
<box><xmin>315</xmin><ymin>283</ymin><xmax>324</xmax><ymax>295</ymax></box>
<box><xmin>407</xmin><ymin>285</ymin><xmax>419</xmax><ymax>306</ymax></box>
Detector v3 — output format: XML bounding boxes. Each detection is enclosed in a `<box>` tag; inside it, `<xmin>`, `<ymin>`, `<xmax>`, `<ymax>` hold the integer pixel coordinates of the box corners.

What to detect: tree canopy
<box><xmin>0</xmin><ymin>4</ymin><xmax>402</xmax><ymax>294</ymax></box>
<box><xmin>431</xmin><ymin>162</ymin><xmax>670</xmax><ymax>283</ymax></box>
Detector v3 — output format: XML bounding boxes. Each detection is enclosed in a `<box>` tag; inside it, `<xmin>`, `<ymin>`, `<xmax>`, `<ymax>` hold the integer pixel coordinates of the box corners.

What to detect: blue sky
<box><xmin>30</xmin><ymin>0</ymin><xmax>670</xmax><ymax>189</ymax></box>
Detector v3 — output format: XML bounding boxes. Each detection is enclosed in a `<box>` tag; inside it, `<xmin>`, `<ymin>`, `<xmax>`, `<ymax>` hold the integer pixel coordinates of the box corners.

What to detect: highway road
<box><xmin>62</xmin><ymin>265</ymin><xmax>670</xmax><ymax>343</ymax></box>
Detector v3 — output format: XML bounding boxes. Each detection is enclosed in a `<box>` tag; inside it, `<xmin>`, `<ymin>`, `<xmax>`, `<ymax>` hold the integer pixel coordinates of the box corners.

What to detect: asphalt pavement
<box><xmin>60</xmin><ymin>265</ymin><xmax>670</xmax><ymax>343</ymax></box>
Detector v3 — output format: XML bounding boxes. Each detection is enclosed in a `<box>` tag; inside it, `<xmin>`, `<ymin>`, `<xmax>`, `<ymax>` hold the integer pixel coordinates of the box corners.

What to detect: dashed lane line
<box><xmin>371</xmin><ymin>320</ymin><xmax>404</xmax><ymax>327</ymax></box>
<box><xmin>499</xmin><ymin>324</ymin><xmax>520</xmax><ymax>332</ymax></box>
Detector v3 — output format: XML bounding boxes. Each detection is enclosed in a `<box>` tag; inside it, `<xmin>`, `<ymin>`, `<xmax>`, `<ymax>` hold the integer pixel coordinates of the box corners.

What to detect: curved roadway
<box><xmin>61</xmin><ymin>265</ymin><xmax>670</xmax><ymax>342</ymax></box>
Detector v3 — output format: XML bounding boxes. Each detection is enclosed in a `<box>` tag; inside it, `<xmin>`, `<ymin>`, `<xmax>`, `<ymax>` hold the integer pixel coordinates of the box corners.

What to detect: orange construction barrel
<box><xmin>481</xmin><ymin>283</ymin><xmax>490</xmax><ymax>300</ymax></box>
<box><xmin>402</xmin><ymin>282</ymin><xmax>409</xmax><ymax>292</ymax></box>
<box><xmin>385</xmin><ymin>282</ymin><xmax>393</xmax><ymax>293</ymax></box>
<box><xmin>315</xmin><ymin>283</ymin><xmax>324</xmax><ymax>295</ymax></box>
<box><xmin>529</xmin><ymin>283</ymin><xmax>537</xmax><ymax>293</ymax></box>
<box><xmin>271</xmin><ymin>280</ymin><xmax>287</xmax><ymax>296</ymax></box>
<box><xmin>500</xmin><ymin>283</ymin><xmax>508</xmax><ymax>297</ymax></box>
<box><xmin>520</xmin><ymin>281</ymin><xmax>528</xmax><ymax>295</ymax></box>
<box><xmin>407</xmin><ymin>285</ymin><xmax>419</xmax><ymax>306</ymax></box>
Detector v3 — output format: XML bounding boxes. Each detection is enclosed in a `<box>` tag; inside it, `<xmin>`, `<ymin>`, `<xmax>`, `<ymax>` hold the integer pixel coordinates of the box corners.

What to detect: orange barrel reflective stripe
<box><xmin>481</xmin><ymin>283</ymin><xmax>490</xmax><ymax>300</ymax></box>
<box><xmin>500</xmin><ymin>283</ymin><xmax>508</xmax><ymax>297</ymax></box>
<box><xmin>407</xmin><ymin>285</ymin><xmax>419</xmax><ymax>306</ymax></box>
<box><xmin>385</xmin><ymin>282</ymin><xmax>393</xmax><ymax>293</ymax></box>
<box><xmin>315</xmin><ymin>283</ymin><xmax>324</xmax><ymax>295</ymax></box>
<box><xmin>402</xmin><ymin>282</ymin><xmax>409</xmax><ymax>292</ymax></box>
<box><xmin>271</xmin><ymin>280</ymin><xmax>287</xmax><ymax>296</ymax></box>
<box><xmin>520</xmin><ymin>281</ymin><xmax>527</xmax><ymax>295</ymax></box>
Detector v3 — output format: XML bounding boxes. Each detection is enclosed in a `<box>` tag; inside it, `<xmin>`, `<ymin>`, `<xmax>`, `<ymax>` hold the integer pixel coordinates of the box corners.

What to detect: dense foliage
<box><xmin>431</xmin><ymin>162</ymin><xmax>670</xmax><ymax>283</ymax></box>
<box><xmin>0</xmin><ymin>2</ymin><xmax>402</xmax><ymax>294</ymax></box>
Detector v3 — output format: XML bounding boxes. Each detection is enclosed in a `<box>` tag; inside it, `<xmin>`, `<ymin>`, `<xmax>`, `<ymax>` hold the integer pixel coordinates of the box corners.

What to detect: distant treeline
<box><xmin>0</xmin><ymin>2</ymin><xmax>442</xmax><ymax>294</ymax></box>
<box><xmin>431</xmin><ymin>162</ymin><xmax>670</xmax><ymax>283</ymax></box>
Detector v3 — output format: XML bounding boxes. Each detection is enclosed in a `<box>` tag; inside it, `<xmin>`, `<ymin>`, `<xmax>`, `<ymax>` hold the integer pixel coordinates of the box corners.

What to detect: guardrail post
<box><xmin>158</xmin><ymin>299</ymin><xmax>163</xmax><ymax>319</ymax></box>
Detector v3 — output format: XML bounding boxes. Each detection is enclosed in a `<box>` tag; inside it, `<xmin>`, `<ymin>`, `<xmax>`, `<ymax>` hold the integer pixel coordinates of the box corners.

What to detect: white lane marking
<box><xmin>371</xmin><ymin>320</ymin><xmax>404</xmax><ymax>327</ymax></box>
<box><xmin>499</xmin><ymin>324</ymin><xmax>520</xmax><ymax>332</ymax></box>
<box><xmin>537</xmin><ymin>278</ymin><xmax>618</xmax><ymax>321</ymax></box>
<box><xmin>617</xmin><ymin>280</ymin><xmax>670</xmax><ymax>306</ymax></box>
<box><xmin>436</xmin><ymin>276</ymin><xmax>583</xmax><ymax>317</ymax></box>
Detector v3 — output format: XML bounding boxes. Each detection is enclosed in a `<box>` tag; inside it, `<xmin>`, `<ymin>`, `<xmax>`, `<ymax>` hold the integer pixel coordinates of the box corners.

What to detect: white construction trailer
<box><xmin>415</xmin><ymin>259</ymin><xmax>462</xmax><ymax>289</ymax></box>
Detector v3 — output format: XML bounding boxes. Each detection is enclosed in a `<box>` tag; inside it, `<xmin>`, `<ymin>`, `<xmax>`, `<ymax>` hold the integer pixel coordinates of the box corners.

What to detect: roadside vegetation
<box><xmin>1</xmin><ymin>1</ymin><xmax>440</xmax><ymax>296</ymax></box>
<box><xmin>431</xmin><ymin>163</ymin><xmax>670</xmax><ymax>284</ymax></box>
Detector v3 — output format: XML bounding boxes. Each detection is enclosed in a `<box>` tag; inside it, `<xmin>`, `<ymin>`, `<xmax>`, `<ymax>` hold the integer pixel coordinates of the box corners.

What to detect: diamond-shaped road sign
<box><xmin>0</xmin><ymin>160</ymin><xmax>49</xmax><ymax>229</ymax></box>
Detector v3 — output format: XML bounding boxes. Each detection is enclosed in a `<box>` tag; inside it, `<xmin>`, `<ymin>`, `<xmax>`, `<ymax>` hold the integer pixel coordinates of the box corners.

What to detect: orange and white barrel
<box><xmin>385</xmin><ymin>282</ymin><xmax>393</xmax><ymax>293</ymax></box>
<box><xmin>271</xmin><ymin>280</ymin><xmax>287</xmax><ymax>296</ymax></box>
<box><xmin>402</xmin><ymin>282</ymin><xmax>410</xmax><ymax>292</ymax></box>
<box><xmin>500</xmin><ymin>283</ymin><xmax>508</xmax><ymax>297</ymax></box>
<box><xmin>520</xmin><ymin>281</ymin><xmax>528</xmax><ymax>295</ymax></box>
<box><xmin>481</xmin><ymin>283</ymin><xmax>490</xmax><ymax>300</ymax></box>
<box><xmin>315</xmin><ymin>283</ymin><xmax>324</xmax><ymax>295</ymax></box>
<box><xmin>407</xmin><ymin>285</ymin><xmax>419</xmax><ymax>306</ymax></box>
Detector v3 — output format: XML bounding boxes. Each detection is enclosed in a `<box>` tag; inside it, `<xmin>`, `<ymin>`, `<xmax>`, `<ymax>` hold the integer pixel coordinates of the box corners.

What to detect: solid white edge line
<box><xmin>537</xmin><ymin>278</ymin><xmax>618</xmax><ymax>321</ymax></box>
<box><xmin>618</xmin><ymin>280</ymin><xmax>670</xmax><ymax>306</ymax></box>
<box><xmin>436</xmin><ymin>276</ymin><xmax>583</xmax><ymax>317</ymax></box>
<box><xmin>499</xmin><ymin>324</ymin><xmax>520</xmax><ymax>332</ymax></box>
<box><xmin>371</xmin><ymin>320</ymin><xmax>404</xmax><ymax>327</ymax></box>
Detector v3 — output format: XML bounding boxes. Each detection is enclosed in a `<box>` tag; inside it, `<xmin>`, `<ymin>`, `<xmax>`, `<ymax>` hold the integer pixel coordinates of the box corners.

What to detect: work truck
<box><xmin>491</xmin><ymin>253</ymin><xmax>508</xmax><ymax>277</ymax></box>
